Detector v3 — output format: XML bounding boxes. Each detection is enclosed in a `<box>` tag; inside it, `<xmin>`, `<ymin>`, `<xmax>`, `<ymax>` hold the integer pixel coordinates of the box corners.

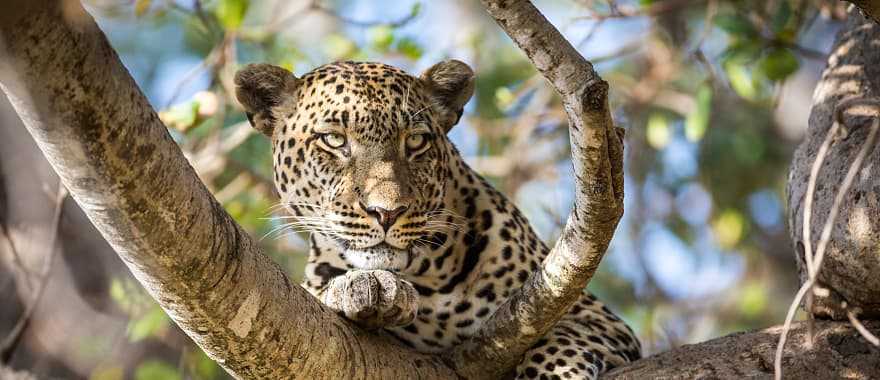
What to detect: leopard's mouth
<box><xmin>342</xmin><ymin>242</ymin><xmax>415</xmax><ymax>271</ymax></box>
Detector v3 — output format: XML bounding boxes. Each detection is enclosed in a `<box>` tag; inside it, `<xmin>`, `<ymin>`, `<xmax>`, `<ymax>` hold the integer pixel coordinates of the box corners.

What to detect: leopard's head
<box><xmin>235</xmin><ymin>60</ymin><xmax>474</xmax><ymax>270</ymax></box>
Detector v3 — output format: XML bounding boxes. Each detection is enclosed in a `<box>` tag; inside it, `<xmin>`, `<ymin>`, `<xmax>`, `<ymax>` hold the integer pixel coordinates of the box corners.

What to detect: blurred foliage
<box><xmin>74</xmin><ymin>0</ymin><xmax>851</xmax><ymax>376</ymax></box>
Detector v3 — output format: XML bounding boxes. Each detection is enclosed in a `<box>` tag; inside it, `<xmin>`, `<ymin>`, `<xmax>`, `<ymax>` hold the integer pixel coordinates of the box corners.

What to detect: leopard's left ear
<box><xmin>420</xmin><ymin>60</ymin><xmax>474</xmax><ymax>132</ymax></box>
<box><xmin>234</xmin><ymin>63</ymin><xmax>300</xmax><ymax>138</ymax></box>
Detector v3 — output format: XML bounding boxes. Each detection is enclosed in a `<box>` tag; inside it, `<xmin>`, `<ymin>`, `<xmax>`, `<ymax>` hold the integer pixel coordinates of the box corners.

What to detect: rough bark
<box><xmin>787</xmin><ymin>10</ymin><xmax>880</xmax><ymax>319</ymax></box>
<box><xmin>845</xmin><ymin>0</ymin><xmax>880</xmax><ymax>24</ymax></box>
<box><xmin>0</xmin><ymin>1</ymin><xmax>455</xmax><ymax>379</ymax></box>
<box><xmin>604</xmin><ymin>320</ymin><xmax>880</xmax><ymax>379</ymax></box>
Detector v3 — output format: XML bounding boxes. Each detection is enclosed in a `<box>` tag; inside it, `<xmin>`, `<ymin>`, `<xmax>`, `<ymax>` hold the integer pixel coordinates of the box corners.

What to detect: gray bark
<box><xmin>846</xmin><ymin>0</ymin><xmax>880</xmax><ymax>24</ymax></box>
<box><xmin>604</xmin><ymin>320</ymin><xmax>880</xmax><ymax>379</ymax></box>
<box><xmin>787</xmin><ymin>10</ymin><xmax>880</xmax><ymax>319</ymax></box>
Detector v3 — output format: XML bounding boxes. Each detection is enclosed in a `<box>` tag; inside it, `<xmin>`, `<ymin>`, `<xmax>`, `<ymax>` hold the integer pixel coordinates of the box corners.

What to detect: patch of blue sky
<box><xmin>662</xmin><ymin>133</ymin><xmax>699</xmax><ymax>183</ymax></box>
<box><xmin>95</xmin><ymin>8</ymin><xmax>210</xmax><ymax>108</ymax></box>
<box><xmin>643</xmin><ymin>224</ymin><xmax>744</xmax><ymax>299</ymax></box>
<box><xmin>749</xmin><ymin>189</ymin><xmax>783</xmax><ymax>232</ymax></box>
<box><xmin>676</xmin><ymin>182</ymin><xmax>712</xmax><ymax>226</ymax></box>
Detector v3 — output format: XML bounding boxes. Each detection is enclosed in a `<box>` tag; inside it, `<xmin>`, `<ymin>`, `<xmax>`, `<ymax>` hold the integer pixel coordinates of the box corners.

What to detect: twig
<box><xmin>800</xmin><ymin>111</ymin><xmax>839</xmax><ymax>277</ymax></box>
<box><xmin>573</xmin><ymin>0</ymin><xmax>704</xmax><ymax>21</ymax></box>
<box><xmin>774</xmin><ymin>98</ymin><xmax>880</xmax><ymax>380</ymax></box>
<box><xmin>192</xmin><ymin>0</ymin><xmax>220</xmax><ymax>36</ymax></box>
<box><xmin>162</xmin><ymin>47</ymin><xmax>220</xmax><ymax>110</ymax></box>
<box><xmin>773</xmin><ymin>40</ymin><xmax>827</xmax><ymax>61</ymax></box>
<box><xmin>0</xmin><ymin>217</ymin><xmax>31</xmax><ymax>285</ymax></box>
<box><xmin>843</xmin><ymin>301</ymin><xmax>880</xmax><ymax>346</ymax></box>
<box><xmin>165</xmin><ymin>0</ymin><xmax>219</xmax><ymax>37</ymax></box>
<box><xmin>576</xmin><ymin>19</ymin><xmax>605</xmax><ymax>49</ymax></box>
<box><xmin>309</xmin><ymin>0</ymin><xmax>420</xmax><ymax>28</ymax></box>
<box><xmin>0</xmin><ymin>182</ymin><xmax>66</xmax><ymax>361</ymax></box>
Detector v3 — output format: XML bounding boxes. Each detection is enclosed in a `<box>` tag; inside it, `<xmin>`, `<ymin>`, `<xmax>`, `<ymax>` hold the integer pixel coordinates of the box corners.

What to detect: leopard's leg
<box><xmin>513</xmin><ymin>293</ymin><xmax>640</xmax><ymax>379</ymax></box>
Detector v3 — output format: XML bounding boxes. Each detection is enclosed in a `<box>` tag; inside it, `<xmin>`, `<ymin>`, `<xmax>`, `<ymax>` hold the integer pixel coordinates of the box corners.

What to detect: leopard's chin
<box><xmin>343</xmin><ymin>243</ymin><xmax>413</xmax><ymax>271</ymax></box>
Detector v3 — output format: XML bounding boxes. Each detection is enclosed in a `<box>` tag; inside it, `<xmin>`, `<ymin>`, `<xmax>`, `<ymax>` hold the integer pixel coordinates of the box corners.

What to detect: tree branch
<box><xmin>0</xmin><ymin>1</ymin><xmax>455</xmax><ymax>378</ymax></box>
<box><xmin>845</xmin><ymin>0</ymin><xmax>880</xmax><ymax>24</ymax></box>
<box><xmin>444</xmin><ymin>1</ymin><xmax>625</xmax><ymax>378</ymax></box>
<box><xmin>604</xmin><ymin>320</ymin><xmax>880</xmax><ymax>378</ymax></box>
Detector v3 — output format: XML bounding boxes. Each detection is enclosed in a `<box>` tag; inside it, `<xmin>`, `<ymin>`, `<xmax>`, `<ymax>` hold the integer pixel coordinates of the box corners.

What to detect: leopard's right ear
<box><xmin>234</xmin><ymin>63</ymin><xmax>300</xmax><ymax>137</ymax></box>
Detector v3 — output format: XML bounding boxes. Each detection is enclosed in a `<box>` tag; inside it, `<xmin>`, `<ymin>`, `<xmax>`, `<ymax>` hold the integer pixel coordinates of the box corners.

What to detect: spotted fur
<box><xmin>235</xmin><ymin>60</ymin><xmax>641</xmax><ymax>379</ymax></box>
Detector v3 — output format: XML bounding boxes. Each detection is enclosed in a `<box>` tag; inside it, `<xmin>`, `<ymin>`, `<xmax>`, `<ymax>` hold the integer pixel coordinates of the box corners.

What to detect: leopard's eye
<box><xmin>406</xmin><ymin>133</ymin><xmax>430</xmax><ymax>151</ymax></box>
<box><xmin>321</xmin><ymin>133</ymin><xmax>346</xmax><ymax>149</ymax></box>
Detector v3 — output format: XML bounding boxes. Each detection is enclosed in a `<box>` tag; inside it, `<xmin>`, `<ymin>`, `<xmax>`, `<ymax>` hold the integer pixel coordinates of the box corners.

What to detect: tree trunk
<box><xmin>787</xmin><ymin>10</ymin><xmax>880</xmax><ymax>320</ymax></box>
<box><xmin>1</xmin><ymin>0</ymin><xmax>879</xmax><ymax>379</ymax></box>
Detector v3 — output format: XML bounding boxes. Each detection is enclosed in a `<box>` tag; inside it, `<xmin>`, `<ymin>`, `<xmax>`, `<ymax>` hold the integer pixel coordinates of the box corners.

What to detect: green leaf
<box><xmin>685</xmin><ymin>84</ymin><xmax>712</xmax><ymax>142</ymax></box>
<box><xmin>215</xmin><ymin>0</ymin><xmax>249</xmax><ymax>30</ymax></box>
<box><xmin>134</xmin><ymin>360</ymin><xmax>181</xmax><ymax>380</ymax></box>
<box><xmin>646</xmin><ymin>113</ymin><xmax>671</xmax><ymax>149</ymax></box>
<box><xmin>721</xmin><ymin>40</ymin><xmax>762</xmax><ymax>64</ymax></box>
<box><xmin>323</xmin><ymin>34</ymin><xmax>358</xmax><ymax>59</ymax></box>
<box><xmin>757</xmin><ymin>48</ymin><xmax>799</xmax><ymax>81</ymax></box>
<box><xmin>724</xmin><ymin>61</ymin><xmax>759</xmax><ymax>101</ymax></box>
<box><xmin>771</xmin><ymin>1</ymin><xmax>792</xmax><ymax>35</ymax></box>
<box><xmin>368</xmin><ymin>25</ymin><xmax>394</xmax><ymax>52</ymax></box>
<box><xmin>127</xmin><ymin>305</ymin><xmax>170</xmax><ymax>342</ymax></box>
<box><xmin>395</xmin><ymin>37</ymin><xmax>423</xmax><ymax>60</ymax></box>
<box><xmin>714</xmin><ymin>14</ymin><xmax>757</xmax><ymax>37</ymax></box>
<box><xmin>494</xmin><ymin>87</ymin><xmax>514</xmax><ymax>109</ymax></box>
<box><xmin>409</xmin><ymin>2</ymin><xmax>422</xmax><ymax>18</ymax></box>
<box><xmin>159</xmin><ymin>101</ymin><xmax>200</xmax><ymax>131</ymax></box>
<box><xmin>90</xmin><ymin>365</ymin><xmax>124</xmax><ymax>380</ymax></box>
<box><xmin>713</xmin><ymin>209</ymin><xmax>746</xmax><ymax>248</ymax></box>
<box><xmin>739</xmin><ymin>282</ymin><xmax>768</xmax><ymax>317</ymax></box>
<box><xmin>109</xmin><ymin>278</ymin><xmax>128</xmax><ymax>308</ymax></box>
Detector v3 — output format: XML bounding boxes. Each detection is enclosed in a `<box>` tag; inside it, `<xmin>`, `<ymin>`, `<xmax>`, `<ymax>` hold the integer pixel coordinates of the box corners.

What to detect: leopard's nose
<box><xmin>361</xmin><ymin>203</ymin><xmax>408</xmax><ymax>232</ymax></box>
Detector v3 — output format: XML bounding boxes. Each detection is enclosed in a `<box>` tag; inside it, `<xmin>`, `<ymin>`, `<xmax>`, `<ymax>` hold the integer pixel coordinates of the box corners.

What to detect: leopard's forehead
<box><xmin>295</xmin><ymin>61</ymin><xmax>437</xmax><ymax>141</ymax></box>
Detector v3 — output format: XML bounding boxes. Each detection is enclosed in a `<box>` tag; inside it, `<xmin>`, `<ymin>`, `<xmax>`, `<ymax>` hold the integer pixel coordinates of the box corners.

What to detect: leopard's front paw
<box><xmin>321</xmin><ymin>270</ymin><xmax>418</xmax><ymax>329</ymax></box>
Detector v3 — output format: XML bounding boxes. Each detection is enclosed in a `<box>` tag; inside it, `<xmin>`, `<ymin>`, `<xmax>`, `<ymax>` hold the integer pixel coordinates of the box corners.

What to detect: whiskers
<box><xmin>260</xmin><ymin>201</ymin><xmax>341</xmax><ymax>241</ymax></box>
<box><xmin>264</xmin><ymin>201</ymin><xmax>322</xmax><ymax>214</ymax></box>
<box><xmin>422</xmin><ymin>208</ymin><xmax>468</xmax><ymax>236</ymax></box>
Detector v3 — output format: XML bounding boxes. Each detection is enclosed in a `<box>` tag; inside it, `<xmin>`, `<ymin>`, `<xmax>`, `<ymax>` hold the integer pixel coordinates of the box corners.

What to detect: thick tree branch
<box><xmin>787</xmin><ymin>8</ymin><xmax>880</xmax><ymax>321</ymax></box>
<box><xmin>605</xmin><ymin>320</ymin><xmax>880</xmax><ymax>378</ymax></box>
<box><xmin>0</xmin><ymin>1</ymin><xmax>456</xmax><ymax>378</ymax></box>
<box><xmin>845</xmin><ymin>0</ymin><xmax>880</xmax><ymax>24</ymax></box>
<box><xmin>444</xmin><ymin>1</ymin><xmax>624</xmax><ymax>378</ymax></box>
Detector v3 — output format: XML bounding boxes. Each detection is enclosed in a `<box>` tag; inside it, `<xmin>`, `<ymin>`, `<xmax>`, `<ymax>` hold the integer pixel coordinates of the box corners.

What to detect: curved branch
<box><xmin>445</xmin><ymin>1</ymin><xmax>625</xmax><ymax>378</ymax></box>
<box><xmin>0</xmin><ymin>1</ymin><xmax>455</xmax><ymax>378</ymax></box>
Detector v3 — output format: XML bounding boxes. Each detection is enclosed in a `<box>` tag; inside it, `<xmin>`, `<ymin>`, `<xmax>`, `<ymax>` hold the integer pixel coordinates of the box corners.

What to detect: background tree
<box><xmin>0</xmin><ymin>0</ymin><xmax>878</xmax><ymax>379</ymax></box>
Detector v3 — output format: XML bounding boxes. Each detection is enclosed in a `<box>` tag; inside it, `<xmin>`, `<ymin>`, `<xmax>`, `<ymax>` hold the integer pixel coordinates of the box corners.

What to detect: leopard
<box><xmin>234</xmin><ymin>60</ymin><xmax>641</xmax><ymax>379</ymax></box>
